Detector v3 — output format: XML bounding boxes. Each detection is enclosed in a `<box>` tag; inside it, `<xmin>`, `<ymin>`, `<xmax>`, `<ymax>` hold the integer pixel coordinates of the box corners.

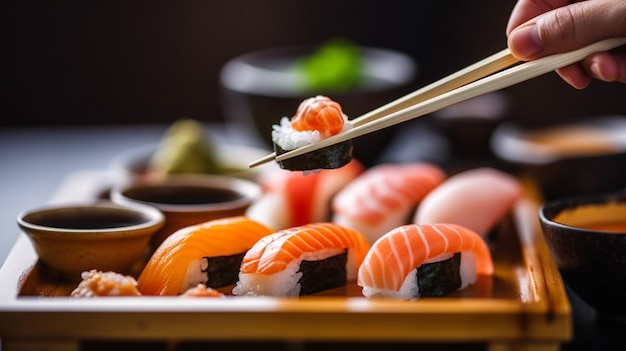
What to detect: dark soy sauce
<box><xmin>31</xmin><ymin>211</ymin><xmax>147</xmax><ymax>229</ymax></box>
<box><xmin>123</xmin><ymin>185</ymin><xmax>242</xmax><ymax>205</ymax></box>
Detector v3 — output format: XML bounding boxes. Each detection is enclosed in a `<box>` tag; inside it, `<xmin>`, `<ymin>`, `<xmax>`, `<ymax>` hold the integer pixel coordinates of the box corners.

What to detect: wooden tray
<box><xmin>0</xmin><ymin>170</ymin><xmax>572</xmax><ymax>351</ymax></box>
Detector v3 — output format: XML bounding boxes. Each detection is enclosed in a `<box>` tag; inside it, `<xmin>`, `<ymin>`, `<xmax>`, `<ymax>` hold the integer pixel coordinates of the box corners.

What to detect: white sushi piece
<box><xmin>244</xmin><ymin>192</ymin><xmax>289</xmax><ymax>231</ymax></box>
<box><xmin>413</xmin><ymin>167</ymin><xmax>523</xmax><ymax>236</ymax></box>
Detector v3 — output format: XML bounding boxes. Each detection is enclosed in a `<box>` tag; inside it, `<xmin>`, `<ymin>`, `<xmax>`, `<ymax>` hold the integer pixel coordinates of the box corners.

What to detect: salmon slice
<box><xmin>290</xmin><ymin>95</ymin><xmax>345</xmax><ymax>137</ymax></box>
<box><xmin>333</xmin><ymin>163</ymin><xmax>446</xmax><ymax>224</ymax></box>
<box><xmin>137</xmin><ymin>216</ymin><xmax>274</xmax><ymax>296</ymax></box>
<box><xmin>332</xmin><ymin>163</ymin><xmax>446</xmax><ymax>244</ymax></box>
<box><xmin>357</xmin><ymin>223</ymin><xmax>493</xmax><ymax>293</ymax></box>
<box><xmin>239</xmin><ymin>222</ymin><xmax>370</xmax><ymax>277</ymax></box>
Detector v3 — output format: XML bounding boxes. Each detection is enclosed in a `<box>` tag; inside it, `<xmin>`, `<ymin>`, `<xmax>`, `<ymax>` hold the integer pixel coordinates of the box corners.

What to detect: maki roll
<box><xmin>272</xmin><ymin>95</ymin><xmax>354</xmax><ymax>171</ymax></box>
<box><xmin>232</xmin><ymin>222</ymin><xmax>370</xmax><ymax>297</ymax></box>
<box><xmin>136</xmin><ymin>216</ymin><xmax>274</xmax><ymax>296</ymax></box>
<box><xmin>357</xmin><ymin>223</ymin><xmax>493</xmax><ymax>299</ymax></box>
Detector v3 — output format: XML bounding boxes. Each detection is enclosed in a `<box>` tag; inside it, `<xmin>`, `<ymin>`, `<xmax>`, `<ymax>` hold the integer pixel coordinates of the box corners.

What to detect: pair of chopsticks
<box><xmin>249</xmin><ymin>37</ymin><xmax>626</xmax><ymax>168</ymax></box>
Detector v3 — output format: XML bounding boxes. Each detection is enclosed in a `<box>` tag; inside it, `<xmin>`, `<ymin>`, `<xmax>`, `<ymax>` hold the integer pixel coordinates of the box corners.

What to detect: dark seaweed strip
<box><xmin>274</xmin><ymin>140</ymin><xmax>353</xmax><ymax>171</ymax></box>
<box><xmin>416</xmin><ymin>252</ymin><xmax>462</xmax><ymax>297</ymax></box>
<box><xmin>203</xmin><ymin>252</ymin><xmax>247</xmax><ymax>288</ymax></box>
<box><xmin>297</xmin><ymin>250</ymin><xmax>347</xmax><ymax>295</ymax></box>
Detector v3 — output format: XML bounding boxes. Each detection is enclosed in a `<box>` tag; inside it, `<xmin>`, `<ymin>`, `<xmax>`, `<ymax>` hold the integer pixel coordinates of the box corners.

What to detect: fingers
<box><xmin>506</xmin><ymin>0</ymin><xmax>569</xmax><ymax>35</ymax></box>
<box><xmin>585</xmin><ymin>51</ymin><xmax>626</xmax><ymax>83</ymax></box>
<box><xmin>507</xmin><ymin>0</ymin><xmax>626</xmax><ymax>60</ymax></box>
<box><xmin>553</xmin><ymin>50</ymin><xmax>626</xmax><ymax>89</ymax></box>
<box><xmin>507</xmin><ymin>0</ymin><xmax>626</xmax><ymax>88</ymax></box>
<box><xmin>556</xmin><ymin>64</ymin><xmax>592</xmax><ymax>89</ymax></box>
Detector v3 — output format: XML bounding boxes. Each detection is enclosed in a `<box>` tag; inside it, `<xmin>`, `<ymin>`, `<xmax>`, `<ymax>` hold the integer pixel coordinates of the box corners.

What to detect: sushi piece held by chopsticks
<box><xmin>271</xmin><ymin>95</ymin><xmax>354</xmax><ymax>171</ymax></box>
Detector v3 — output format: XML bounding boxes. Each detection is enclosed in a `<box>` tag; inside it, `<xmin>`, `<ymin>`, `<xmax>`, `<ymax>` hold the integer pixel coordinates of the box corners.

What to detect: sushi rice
<box><xmin>232</xmin><ymin>247</ymin><xmax>360</xmax><ymax>297</ymax></box>
<box><xmin>271</xmin><ymin>114</ymin><xmax>353</xmax><ymax>151</ymax></box>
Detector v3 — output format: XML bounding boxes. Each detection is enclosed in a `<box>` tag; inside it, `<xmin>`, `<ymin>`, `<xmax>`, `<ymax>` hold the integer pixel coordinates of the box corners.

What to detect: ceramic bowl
<box><xmin>110</xmin><ymin>174</ymin><xmax>262</xmax><ymax>247</ymax></box>
<box><xmin>219</xmin><ymin>45</ymin><xmax>417</xmax><ymax>167</ymax></box>
<box><xmin>539</xmin><ymin>191</ymin><xmax>626</xmax><ymax>324</ymax></box>
<box><xmin>17</xmin><ymin>201</ymin><xmax>165</xmax><ymax>280</ymax></box>
<box><xmin>491</xmin><ymin>115</ymin><xmax>626</xmax><ymax>200</ymax></box>
<box><xmin>109</xmin><ymin>142</ymin><xmax>276</xmax><ymax>182</ymax></box>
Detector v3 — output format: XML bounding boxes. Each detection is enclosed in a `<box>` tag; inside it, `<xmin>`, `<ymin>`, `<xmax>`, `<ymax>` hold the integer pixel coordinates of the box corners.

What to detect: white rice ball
<box><xmin>272</xmin><ymin>117</ymin><xmax>321</xmax><ymax>151</ymax></box>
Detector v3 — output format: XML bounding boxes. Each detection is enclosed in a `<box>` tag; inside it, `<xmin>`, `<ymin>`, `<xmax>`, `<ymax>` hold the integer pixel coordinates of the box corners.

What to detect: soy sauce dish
<box><xmin>110</xmin><ymin>174</ymin><xmax>262</xmax><ymax>247</ymax></box>
<box><xmin>17</xmin><ymin>201</ymin><xmax>164</xmax><ymax>280</ymax></box>
<box><xmin>539</xmin><ymin>191</ymin><xmax>626</xmax><ymax>324</ymax></box>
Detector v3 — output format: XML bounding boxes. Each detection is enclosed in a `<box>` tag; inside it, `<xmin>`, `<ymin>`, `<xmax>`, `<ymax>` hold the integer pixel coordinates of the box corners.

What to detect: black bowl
<box><xmin>491</xmin><ymin>116</ymin><xmax>626</xmax><ymax>201</ymax></box>
<box><xmin>219</xmin><ymin>45</ymin><xmax>417</xmax><ymax>167</ymax></box>
<box><xmin>539</xmin><ymin>191</ymin><xmax>626</xmax><ymax>324</ymax></box>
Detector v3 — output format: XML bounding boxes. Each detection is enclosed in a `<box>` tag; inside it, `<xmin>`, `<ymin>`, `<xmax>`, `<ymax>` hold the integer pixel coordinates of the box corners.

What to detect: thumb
<box><xmin>507</xmin><ymin>0</ymin><xmax>626</xmax><ymax>60</ymax></box>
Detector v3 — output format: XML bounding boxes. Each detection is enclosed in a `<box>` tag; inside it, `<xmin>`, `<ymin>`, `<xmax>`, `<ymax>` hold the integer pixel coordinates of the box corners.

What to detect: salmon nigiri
<box><xmin>232</xmin><ymin>222</ymin><xmax>370</xmax><ymax>297</ymax></box>
<box><xmin>271</xmin><ymin>95</ymin><xmax>354</xmax><ymax>171</ymax></box>
<box><xmin>413</xmin><ymin>167</ymin><xmax>522</xmax><ymax>237</ymax></box>
<box><xmin>357</xmin><ymin>223</ymin><xmax>493</xmax><ymax>299</ymax></box>
<box><xmin>137</xmin><ymin>216</ymin><xmax>274</xmax><ymax>296</ymax></box>
<box><xmin>332</xmin><ymin>162</ymin><xmax>446</xmax><ymax>244</ymax></box>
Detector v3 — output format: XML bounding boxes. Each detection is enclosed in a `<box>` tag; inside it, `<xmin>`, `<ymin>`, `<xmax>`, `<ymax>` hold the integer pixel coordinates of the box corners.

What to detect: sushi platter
<box><xmin>0</xmin><ymin>170</ymin><xmax>572</xmax><ymax>350</ymax></box>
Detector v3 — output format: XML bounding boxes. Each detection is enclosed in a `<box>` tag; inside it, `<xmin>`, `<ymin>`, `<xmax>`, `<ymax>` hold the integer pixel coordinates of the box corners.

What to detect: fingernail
<box><xmin>589</xmin><ymin>62</ymin><xmax>607</xmax><ymax>81</ymax></box>
<box><xmin>510</xmin><ymin>24</ymin><xmax>542</xmax><ymax>58</ymax></box>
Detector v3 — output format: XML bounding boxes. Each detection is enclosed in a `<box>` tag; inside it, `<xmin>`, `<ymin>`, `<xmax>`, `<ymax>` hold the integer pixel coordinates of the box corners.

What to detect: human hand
<box><xmin>506</xmin><ymin>0</ymin><xmax>626</xmax><ymax>89</ymax></box>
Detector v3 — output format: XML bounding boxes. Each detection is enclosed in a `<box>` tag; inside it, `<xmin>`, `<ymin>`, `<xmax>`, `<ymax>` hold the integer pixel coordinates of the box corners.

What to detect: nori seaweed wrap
<box><xmin>273</xmin><ymin>139</ymin><xmax>353</xmax><ymax>171</ymax></box>
<box><xmin>271</xmin><ymin>95</ymin><xmax>354</xmax><ymax>171</ymax></box>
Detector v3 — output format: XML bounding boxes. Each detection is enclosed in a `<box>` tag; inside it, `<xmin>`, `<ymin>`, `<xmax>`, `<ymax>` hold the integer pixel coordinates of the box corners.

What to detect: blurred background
<box><xmin>3</xmin><ymin>0</ymin><xmax>624</xmax><ymax>130</ymax></box>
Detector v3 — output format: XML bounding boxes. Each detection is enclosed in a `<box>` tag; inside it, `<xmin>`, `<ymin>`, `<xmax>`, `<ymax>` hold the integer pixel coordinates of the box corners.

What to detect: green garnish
<box><xmin>150</xmin><ymin>118</ymin><xmax>221</xmax><ymax>175</ymax></box>
<box><xmin>298</xmin><ymin>38</ymin><xmax>363</xmax><ymax>92</ymax></box>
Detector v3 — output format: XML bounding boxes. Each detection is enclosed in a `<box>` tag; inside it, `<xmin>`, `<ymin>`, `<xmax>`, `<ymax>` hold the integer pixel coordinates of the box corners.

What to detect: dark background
<box><xmin>3</xmin><ymin>0</ymin><xmax>625</xmax><ymax>129</ymax></box>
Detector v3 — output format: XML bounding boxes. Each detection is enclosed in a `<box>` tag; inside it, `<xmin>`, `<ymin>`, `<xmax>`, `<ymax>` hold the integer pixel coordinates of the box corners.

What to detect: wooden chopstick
<box><xmin>248</xmin><ymin>48</ymin><xmax>518</xmax><ymax>168</ymax></box>
<box><xmin>250</xmin><ymin>37</ymin><xmax>626</xmax><ymax>168</ymax></box>
<box><xmin>349</xmin><ymin>48</ymin><xmax>519</xmax><ymax>127</ymax></box>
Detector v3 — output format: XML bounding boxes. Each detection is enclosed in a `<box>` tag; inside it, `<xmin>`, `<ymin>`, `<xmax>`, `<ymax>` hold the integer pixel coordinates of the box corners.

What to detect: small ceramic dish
<box><xmin>109</xmin><ymin>142</ymin><xmax>275</xmax><ymax>182</ymax></box>
<box><xmin>539</xmin><ymin>191</ymin><xmax>626</xmax><ymax>324</ymax></box>
<box><xmin>491</xmin><ymin>115</ymin><xmax>626</xmax><ymax>200</ymax></box>
<box><xmin>17</xmin><ymin>201</ymin><xmax>164</xmax><ymax>280</ymax></box>
<box><xmin>110</xmin><ymin>174</ymin><xmax>262</xmax><ymax>247</ymax></box>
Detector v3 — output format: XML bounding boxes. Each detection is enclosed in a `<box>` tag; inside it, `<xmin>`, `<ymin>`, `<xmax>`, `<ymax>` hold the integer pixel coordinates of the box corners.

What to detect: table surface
<box><xmin>0</xmin><ymin>123</ymin><xmax>264</xmax><ymax>264</ymax></box>
<box><xmin>0</xmin><ymin>123</ymin><xmax>624</xmax><ymax>350</ymax></box>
